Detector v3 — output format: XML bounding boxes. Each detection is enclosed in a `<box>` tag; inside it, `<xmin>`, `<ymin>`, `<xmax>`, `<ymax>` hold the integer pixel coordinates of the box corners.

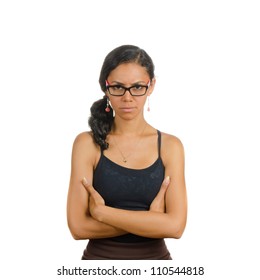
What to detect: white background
<box><xmin>0</xmin><ymin>0</ymin><xmax>259</xmax><ymax>279</ymax></box>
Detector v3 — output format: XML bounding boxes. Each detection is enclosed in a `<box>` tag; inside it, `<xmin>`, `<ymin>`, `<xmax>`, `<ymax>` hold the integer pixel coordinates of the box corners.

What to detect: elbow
<box><xmin>70</xmin><ymin>231</ymin><xmax>83</xmax><ymax>240</ymax></box>
<box><xmin>168</xmin><ymin>221</ymin><xmax>186</xmax><ymax>239</ymax></box>
<box><xmin>173</xmin><ymin>230</ymin><xmax>184</xmax><ymax>239</ymax></box>
<box><xmin>67</xmin><ymin>221</ymin><xmax>85</xmax><ymax>240</ymax></box>
<box><xmin>167</xmin><ymin>229</ymin><xmax>183</xmax><ymax>239</ymax></box>
<box><xmin>69</xmin><ymin>227</ymin><xmax>82</xmax><ymax>240</ymax></box>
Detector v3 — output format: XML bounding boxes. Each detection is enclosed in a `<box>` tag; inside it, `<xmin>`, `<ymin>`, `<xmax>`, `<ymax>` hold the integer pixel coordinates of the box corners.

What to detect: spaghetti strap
<box><xmin>157</xmin><ymin>130</ymin><xmax>161</xmax><ymax>157</ymax></box>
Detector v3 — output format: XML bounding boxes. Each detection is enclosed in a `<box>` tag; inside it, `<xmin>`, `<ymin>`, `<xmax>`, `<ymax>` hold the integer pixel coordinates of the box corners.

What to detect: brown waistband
<box><xmin>82</xmin><ymin>238</ymin><xmax>172</xmax><ymax>260</ymax></box>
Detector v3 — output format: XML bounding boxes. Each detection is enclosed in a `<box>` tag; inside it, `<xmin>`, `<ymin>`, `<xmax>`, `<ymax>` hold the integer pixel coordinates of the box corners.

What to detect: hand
<box><xmin>82</xmin><ymin>177</ymin><xmax>105</xmax><ymax>221</ymax></box>
<box><xmin>149</xmin><ymin>176</ymin><xmax>170</xmax><ymax>213</ymax></box>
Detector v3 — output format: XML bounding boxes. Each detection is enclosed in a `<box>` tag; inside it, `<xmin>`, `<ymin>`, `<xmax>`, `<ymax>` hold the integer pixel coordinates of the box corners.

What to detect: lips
<box><xmin>120</xmin><ymin>107</ymin><xmax>135</xmax><ymax>112</ymax></box>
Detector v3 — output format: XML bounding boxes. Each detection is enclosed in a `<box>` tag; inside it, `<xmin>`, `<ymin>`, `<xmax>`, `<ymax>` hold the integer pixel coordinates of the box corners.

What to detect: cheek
<box><xmin>139</xmin><ymin>97</ymin><xmax>148</xmax><ymax>106</ymax></box>
<box><xmin>108</xmin><ymin>98</ymin><xmax>118</xmax><ymax>108</ymax></box>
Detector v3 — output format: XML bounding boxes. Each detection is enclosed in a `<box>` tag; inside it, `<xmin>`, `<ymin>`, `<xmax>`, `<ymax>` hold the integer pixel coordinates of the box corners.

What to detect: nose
<box><xmin>122</xmin><ymin>89</ymin><xmax>132</xmax><ymax>101</ymax></box>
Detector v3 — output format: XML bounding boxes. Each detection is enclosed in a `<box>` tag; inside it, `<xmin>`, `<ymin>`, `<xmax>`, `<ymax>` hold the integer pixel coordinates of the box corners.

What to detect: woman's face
<box><xmin>106</xmin><ymin>62</ymin><xmax>155</xmax><ymax>120</ymax></box>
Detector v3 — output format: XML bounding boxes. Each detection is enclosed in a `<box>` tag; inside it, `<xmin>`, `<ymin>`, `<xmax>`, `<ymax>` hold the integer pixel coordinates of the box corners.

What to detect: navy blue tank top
<box><xmin>93</xmin><ymin>130</ymin><xmax>165</xmax><ymax>242</ymax></box>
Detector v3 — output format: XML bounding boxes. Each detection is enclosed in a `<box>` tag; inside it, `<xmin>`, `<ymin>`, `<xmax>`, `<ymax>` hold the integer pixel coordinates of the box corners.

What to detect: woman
<box><xmin>67</xmin><ymin>45</ymin><xmax>187</xmax><ymax>260</ymax></box>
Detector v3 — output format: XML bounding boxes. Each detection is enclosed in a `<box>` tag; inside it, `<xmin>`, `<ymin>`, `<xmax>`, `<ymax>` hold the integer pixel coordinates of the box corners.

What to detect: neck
<box><xmin>112</xmin><ymin>117</ymin><xmax>148</xmax><ymax>136</ymax></box>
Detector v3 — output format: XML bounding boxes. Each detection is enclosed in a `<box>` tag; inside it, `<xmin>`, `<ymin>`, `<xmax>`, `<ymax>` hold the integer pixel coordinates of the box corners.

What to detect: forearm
<box><xmin>68</xmin><ymin>215</ymin><xmax>128</xmax><ymax>240</ymax></box>
<box><xmin>94</xmin><ymin>206</ymin><xmax>182</xmax><ymax>239</ymax></box>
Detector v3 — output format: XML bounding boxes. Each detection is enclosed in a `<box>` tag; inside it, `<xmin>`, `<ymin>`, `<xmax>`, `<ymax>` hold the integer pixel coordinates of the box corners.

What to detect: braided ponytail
<box><xmin>88</xmin><ymin>96</ymin><xmax>113</xmax><ymax>150</ymax></box>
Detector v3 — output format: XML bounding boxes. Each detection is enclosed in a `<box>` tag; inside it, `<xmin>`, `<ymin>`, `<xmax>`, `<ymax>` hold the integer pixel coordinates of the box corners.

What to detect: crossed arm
<box><xmin>67</xmin><ymin>132</ymin><xmax>187</xmax><ymax>240</ymax></box>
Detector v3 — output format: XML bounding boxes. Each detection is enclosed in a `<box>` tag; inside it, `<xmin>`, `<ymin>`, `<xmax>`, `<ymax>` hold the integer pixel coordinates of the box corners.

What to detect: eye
<box><xmin>133</xmin><ymin>85</ymin><xmax>144</xmax><ymax>90</ymax></box>
<box><xmin>112</xmin><ymin>85</ymin><xmax>123</xmax><ymax>90</ymax></box>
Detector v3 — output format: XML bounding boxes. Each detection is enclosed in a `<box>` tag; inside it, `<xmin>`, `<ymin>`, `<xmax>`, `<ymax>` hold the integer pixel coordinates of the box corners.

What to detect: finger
<box><xmin>158</xmin><ymin>176</ymin><xmax>170</xmax><ymax>195</ymax></box>
<box><xmin>82</xmin><ymin>177</ymin><xmax>89</xmax><ymax>187</ymax></box>
<box><xmin>81</xmin><ymin>177</ymin><xmax>96</xmax><ymax>194</ymax></box>
<box><xmin>163</xmin><ymin>176</ymin><xmax>170</xmax><ymax>187</ymax></box>
<box><xmin>161</xmin><ymin>176</ymin><xmax>170</xmax><ymax>190</ymax></box>
<box><xmin>157</xmin><ymin>176</ymin><xmax>170</xmax><ymax>198</ymax></box>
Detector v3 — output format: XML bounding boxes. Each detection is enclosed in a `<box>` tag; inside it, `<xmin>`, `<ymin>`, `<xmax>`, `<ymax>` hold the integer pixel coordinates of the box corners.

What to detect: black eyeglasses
<box><xmin>105</xmin><ymin>80</ymin><xmax>150</xmax><ymax>96</ymax></box>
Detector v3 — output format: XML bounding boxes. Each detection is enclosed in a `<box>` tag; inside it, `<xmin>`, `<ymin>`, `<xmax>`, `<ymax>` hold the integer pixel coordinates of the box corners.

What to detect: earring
<box><xmin>147</xmin><ymin>96</ymin><xmax>150</xmax><ymax>112</ymax></box>
<box><xmin>105</xmin><ymin>97</ymin><xmax>111</xmax><ymax>112</ymax></box>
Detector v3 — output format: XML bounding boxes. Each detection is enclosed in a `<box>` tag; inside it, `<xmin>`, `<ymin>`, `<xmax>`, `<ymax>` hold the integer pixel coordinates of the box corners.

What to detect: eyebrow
<box><xmin>109</xmin><ymin>81</ymin><xmax>147</xmax><ymax>85</ymax></box>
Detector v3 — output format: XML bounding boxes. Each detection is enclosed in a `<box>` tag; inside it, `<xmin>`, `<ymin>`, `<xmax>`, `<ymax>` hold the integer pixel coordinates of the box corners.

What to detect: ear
<box><xmin>147</xmin><ymin>78</ymin><xmax>156</xmax><ymax>96</ymax></box>
<box><xmin>105</xmin><ymin>91</ymin><xmax>110</xmax><ymax>99</ymax></box>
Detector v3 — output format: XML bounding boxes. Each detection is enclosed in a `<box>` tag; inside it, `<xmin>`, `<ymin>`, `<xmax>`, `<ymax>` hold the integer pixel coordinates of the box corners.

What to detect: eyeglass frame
<box><xmin>105</xmin><ymin>80</ymin><xmax>151</xmax><ymax>96</ymax></box>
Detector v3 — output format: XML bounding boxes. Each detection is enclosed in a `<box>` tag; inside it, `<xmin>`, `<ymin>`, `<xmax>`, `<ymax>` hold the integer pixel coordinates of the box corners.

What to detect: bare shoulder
<box><xmin>160</xmin><ymin>132</ymin><xmax>185</xmax><ymax>162</ymax></box>
<box><xmin>73</xmin><ymin>131</ymin><xmax>94</xmax><ymax>146</ymax></box>
<box><xmin>161</xmin><ymin>132</ymin><xmax>184</xmax><ymax>151</ymax></box>
<box><xmin>72</xmin><ymin>131</ymin><xmax>100</xmax><ymax>163</ymax></box>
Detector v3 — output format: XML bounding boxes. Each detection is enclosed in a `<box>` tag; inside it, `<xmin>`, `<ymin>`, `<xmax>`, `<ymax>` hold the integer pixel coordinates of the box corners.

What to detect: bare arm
<box><xmin>66</xmin><ymin>132</ymin><xmax>127</xmax><ymax>240</ymax></box>
<box><xmin>83</xmin><ymin>135</ymin><xmax>187</xmax><ymax>239</ymax></box>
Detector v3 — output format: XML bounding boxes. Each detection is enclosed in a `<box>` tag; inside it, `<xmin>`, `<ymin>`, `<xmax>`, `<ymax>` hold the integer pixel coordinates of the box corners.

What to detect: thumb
<box><xmin>158</xmin><ymin>176</ymin><xmax>170</xmax><ymax>196</ymax></box>
<box><xmin>163</xmin><ymin>176</ymin><xmax>170</xmax><ymax>187</ymax></box>
<box><xmin>82</xmin><ymin>177</ymin><xmax>90</xmax><ymax>187</ymax></box>
<box><xmin>81</xmin><ymin>177</ymin><xmax>94</xmax><ymax>194</ymax></box>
